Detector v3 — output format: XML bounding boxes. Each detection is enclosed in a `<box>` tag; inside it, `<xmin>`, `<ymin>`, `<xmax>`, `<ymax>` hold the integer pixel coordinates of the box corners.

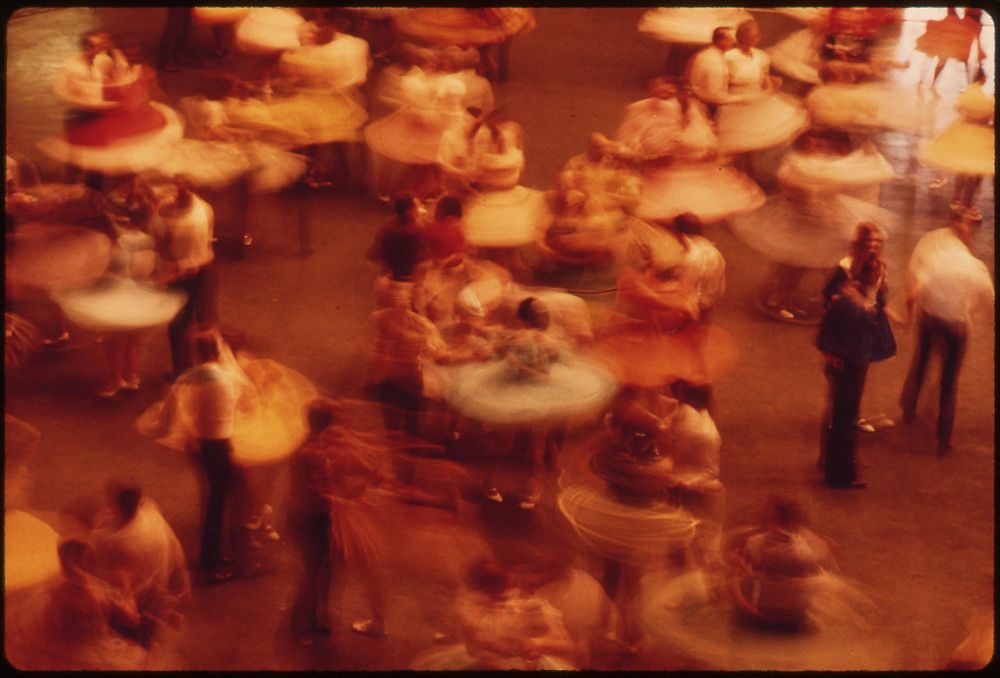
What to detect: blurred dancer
<box><xmin>913</xmin><ymin>8</ymin><xmax>986</xmax><ymax>94</ymax></box>
<box><xmin>286</xmin><ymin>399</ymin><xmax>338</xmax><ymax>646</ymax></box>
<box><xmin>729</xmin><ymin>495</ymin><xmax>836</xmax><ymax>628</ymax></box>
<box><xmin>542</xmin><ymin>132</ymin><xmax>641</xmax><ymax>264</ymax></box>
<box><xmin>412</xmin><ymin>558</ymin><xmax>575</xmax><ymax>669</ymax></box>
<box><xmin>91</xmin><ymin>484</ymin><xmax>190</xmax><ymax>648</ymax></box>
<box><xmin>369</xmin><ymin>275</ymin><xmax>447</xmax><ymax>443</ymax></box>
<box><xmin>900</xmin><ymin>210</ymin><xmax>994</xmax><ymax>453</ymax></box>
<box><xmin>154</xmin><ymin>180</ymin><xmax>218</xmax><ymax>379</ymax></box>
<box><xmin>918</xmin><ymin>68</ymin><xmax>994</xmax><ymax>222</ymax></box>
<box><xmin>686</xmin><ymin>26</ymin><xmax>741</xmax><ymax>111</ymax></box>
<box><xmin>715</xmin><ymin>19</ymin><xmax>808</xmax><ymax>156</ymax></box>
<box><xmin>6</xmin><ymin>537</ymin><xmax>148</xmax><ymax>670</ymax></box>
<box><xmin>175</xmin><ymin>332</ymin><xmax>254</xmax><ymax>582</ymax></box>
<box><xmin>671</xmin><ymin>213</ymin><xmax>725</xmax><ymax>325</ymax></box>
<box><xmin>559</xmin><ymin>410</ymin><xmax>699</xmax><ymax>652</ymax></box>
<box><xmin>495</xmin><ymin>298</ymin><xmax>563</xmax><ymax>509</ymax></box>
<box><xmin>368</xmin><ymin>195</ymin><xmax>428</xmax><ymax>308</ymax></box>
<box><xmin>286</xmin><ymin>398</ymin><xmax>393</xmax><ymax>638</ymax></box>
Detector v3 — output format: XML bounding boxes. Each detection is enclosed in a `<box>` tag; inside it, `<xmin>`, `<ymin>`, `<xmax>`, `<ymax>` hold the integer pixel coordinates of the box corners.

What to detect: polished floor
<box><xmin>4</xmin><ymin>7</ymin><xmax>995</xmax><ymax>671</ymax></box>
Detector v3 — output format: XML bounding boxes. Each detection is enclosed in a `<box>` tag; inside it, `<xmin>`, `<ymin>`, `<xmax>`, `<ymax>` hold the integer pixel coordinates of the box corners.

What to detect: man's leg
<box><xmin>936</xmin><ymin>323</ymin><xmax>968</xmax><ymax>453</ymax></box>
<box><xmin>167</xmin><ymin>276</ymin><xmax>199</xmax><ymax>377</ymax></box>
<box><xmin>900</xmin><ymin>314</ymin><xmax>935</xmax><ymax>422</ymax></box>
<box><xmin>198</xmin><ymin>439</ymin><xmax>233</xmax><ymax>571</ymax></box>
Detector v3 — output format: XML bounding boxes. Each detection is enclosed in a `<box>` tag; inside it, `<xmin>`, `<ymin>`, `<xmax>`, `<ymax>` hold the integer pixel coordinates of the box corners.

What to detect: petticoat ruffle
<box><xmin>728</xmin><ymin>192</ymin><xmax>896</xmax><ymax>269</ymax></box>
<box><xmin>37</xmin><ymin>103</ymin><xmax>184</xmax><ymax>175</ymax></box>
<box><xmin>636</xmin><ymin>161</ymin><xmax>766</xmax><ymax>224</ymax></box>
<box><xmin>364</xmin><ymin>108</ymin><xmax>455</xmax><ymax>165</ymax></box>
<box><xmin>371</xmin><ymin>64</ymin><xmax>494</xmax><ymax>119</ymax></box>
<box><xmin>6</xmin><ymin>222</ymin><xmax>113</xmax><ymax>292</ymax></box>
<box><xmin>805</xmin><ymin>83</ymin><xmax>930</xmax><ymax>134</ymax></box>
<box><xmin>767</xmin><ymin>28</ymin><xmax>824</xmax><ymax>85</ymax></box>
<box><xmin>279</xmin><ymin>34</ymin><xmax>370</xmax><ymax>90</ymax></box>
<box><xmin>223</xmin><ymin>89</ymin><xmax>369</xmax><ymax>148</ymax></box>
<box><xmin>53</xmin><ymin>276</ymin><xmax>187</xmax><ymax>332</ymax></box>
<box><xmin>557</xmin><ymin>480</ymin><xmax>698</xmax><ymax>568</ymax></box>
<box><xmin>638</xmin><ymin>7</ymin><xmax>753</xmax><ymax>45</ymax></box>
<box><xmin>235</xmin><ymin>8</ymin><xmax>304</xmax><ymax>55</ymax></box>
<box><xmin>716</xmin><ymin>92</ymin><xmax>809</xmax><ymax>154</ymax></box>
<box><xmin>394</xmin><ymin>8</ymin><xmax>536</xmax><ymax>47</ymax></box>
<box><xmin>776</xmin><ymin>148</ymin><xmax>896</xmax><ymax>194</ymax></box>
<box><xmin>445</xmin><ymin>354</ymin><xmax>617</xmax><ymax>427</ymax></box>
<box><xmin>462</xmin><ymin>185</ymin><xmax>553</xmax><ymax>248</ymax></box>
<box><xmin>917</xmin><ymin>122</ymin><xmax>995</xmax><ymax>176</ymax></box>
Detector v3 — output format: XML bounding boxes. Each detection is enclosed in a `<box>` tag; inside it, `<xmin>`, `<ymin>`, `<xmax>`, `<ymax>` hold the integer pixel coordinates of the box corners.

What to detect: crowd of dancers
<box><xmin>4</xmin><ymin>6</ymin><xmax>994</xmax><ymax>671</ymax></box>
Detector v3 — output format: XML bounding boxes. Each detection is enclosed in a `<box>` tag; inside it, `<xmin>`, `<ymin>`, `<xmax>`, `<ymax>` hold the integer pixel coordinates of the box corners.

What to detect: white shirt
<box><xmin>666</xmin><ymin>403</ymin><xmax>721</xmax><ymax>475</ymax></box>
<box><xmin>176</xmin><ymin>362</ymin><xmax>243</xmax><ymax>440</ymax></box>
<box><xmin>688</xmin><ymin>45</ymin><xmax>745</xmax><ymax>105</ymax></box>
<box><xmin>908</xmin><ymin>228</ymin><xmax>994</xmax><ymax>325</ymax></box>
<box><xmin>723</xmin><ymin>47</ymin><xmax>770</xmax><ymax>95</ymax></box>
<box><xmin>157</xmin><ymin>194</ymin><xmax>215</xmax><ymax>272</ymax></box>
<box><xmin>676</xmin><ymin>234</ymin><xmax>726</xmax><ymax>313</ymax></box>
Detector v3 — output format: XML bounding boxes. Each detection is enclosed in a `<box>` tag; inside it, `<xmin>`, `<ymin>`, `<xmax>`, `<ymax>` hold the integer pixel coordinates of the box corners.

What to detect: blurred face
<box><xmin>737</xmin><ymin>23</ymin><xmax>759</xmax><ymax>48</ymax></box>
<box><xmin>85</xmin><ymin>33</ymin><xmax>110</xmax><ymax>56</ymax></box>
<box><xmin>714</xmin><ymin>29</ymin><xmax>736</xmax><ymax>50</ymax></box>
<box><xmin>862</xmin><ymin>236</ymin><xmax>884</xmax><ymax>256</ymax></box>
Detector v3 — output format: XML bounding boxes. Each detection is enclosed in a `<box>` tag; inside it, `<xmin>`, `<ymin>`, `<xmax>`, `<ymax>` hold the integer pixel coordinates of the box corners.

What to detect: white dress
<box><xmin>461</xmin><ymin>185</ymin><xmax>553</xmax><ymax>248</ymax></box>
<box><xmin>728</xmin><ymin>189</ymin><xmax>896</xmax><ymax>269</ymax></box>
<box><xmin>279</xmin><ymin>33</ymin><xmax>370</xmax><ymax>90</ymax></box>
<box><xmin>446</xmin><ymin>348</ymin><xmax>617</xmax><ymax>427</ymax></box>
<box><xmin>767</xmin><ymin>27</ymin><xmax>825</xmax><ymax>85</ymax></box>
<box><xmin>805</xmin><ymin>82</ymin><xmax>930</xmax><ymax>134</ymax></box>
<box><xmin>234</xmin><ymin>8</ymin><xmax>304</xmax><ymax>55</ymax></box>
<box><xmin>371</xmin><ymin>63</ymin><xmax>494</xmax><ymax>120</ymax></box>
<box><xmin>364</xmin><ymin>68</ymin><xmax>467</xmax><ymax>164</ymax></box>
<box><xmin>470</xmin><ymin>122</ymin><xmax>525</xmax><ymax>190</ymax></box>
<box><xmin>91</xmin><ymin>498</ymin><xmax>190</xmax><ymax>616</ymax></box>
<box><xmin>776</xmin><ymin>147</ymin><xmax>896</xmax><ymax>202</ymax></box>
<box><xmin>715</xmin><ymin>47</ymin><xmax>809</xmax><ymax>154</ymax></box>
<box><xmin>636</xmin><ymin>158</ymin><xmax>766</xmax><ymax>225</ymax></box>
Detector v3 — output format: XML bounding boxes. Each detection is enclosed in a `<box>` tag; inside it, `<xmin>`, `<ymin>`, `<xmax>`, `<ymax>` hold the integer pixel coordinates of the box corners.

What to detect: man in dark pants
<box><xmin>155</xmin><ymin>180</ymin><xmax>219</xmax><ymax>378</ymax></box>
<box><xmin>156</xmin><ymin>8</ymin><xmax>192</xmax><ymax>71</ymax></box>
<box><xmin>900</xmin><ymin>211</ymin><xmax>994</xmax><ymax>453</ymax></box>
<box><xmin>286</xmin><ymin>399</ymin><xmax>338</xmax><ymax>646</ymax></box>
<box><xmin>175</xmin><ymin>333</ymin><xmax>251</xmax><ymax>582</ymax></box>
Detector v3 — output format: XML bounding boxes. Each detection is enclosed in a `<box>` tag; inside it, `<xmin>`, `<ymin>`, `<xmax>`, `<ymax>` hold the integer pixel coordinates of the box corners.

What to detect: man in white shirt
<box><xmin>174</xmin><ymin>332</ymin><xmax>252</xmax><ymax>582</ymax></box>
<box><xmin>155</xmin><ymin>179</ymin><xmax>219</xmax><ymax>378</ymax></box>
<box><xmin>900</xmin><ymin>211</ymin><xmax>994</xmax><ymax>453</ymax></box>
<box><xmin>685</xmin><ymin>26</ymin><xmax>746</xmax><ymax>111</ymax></box>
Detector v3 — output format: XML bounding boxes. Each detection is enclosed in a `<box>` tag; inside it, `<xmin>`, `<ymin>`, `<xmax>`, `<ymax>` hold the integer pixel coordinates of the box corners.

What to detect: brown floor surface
<box><xmin>4</xmin><ymin>7</ymin><xmax>995</xmax><ymax>671</ymax></box>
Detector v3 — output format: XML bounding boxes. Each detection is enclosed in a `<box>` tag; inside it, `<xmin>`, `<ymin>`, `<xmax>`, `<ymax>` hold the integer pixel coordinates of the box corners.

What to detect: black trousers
<box><xmin>167</xmin><ymin>264</ymin><xmax>219</xmax><ymax>376</ymax></box>
<box><xmin>198</xmin><ymin>438</ymin><xmax>234</xmax><ymax>570</ymax></box>
<box><xmin>375</xmin><ymin>376</ymin><xmax>422</xmax><ymax>438</ymax></box>
<box><xmin>900</xmin><ymin>312</ymin><xmax>968</xmax><ymax>449</ymax></box>
<box><xmin>824</xmin><ymin>360</ymin><xmax>869</xmax><ymax>485</ymax></box>
<box><xmin>156</xmin><ymin>7</ymin><xmax>192</xmax><ymax>68</ymax></box>
<box><xmin>287</xmin><ymin>509</ymin><xmax>332</xmax><ymax>635</ymax></box>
